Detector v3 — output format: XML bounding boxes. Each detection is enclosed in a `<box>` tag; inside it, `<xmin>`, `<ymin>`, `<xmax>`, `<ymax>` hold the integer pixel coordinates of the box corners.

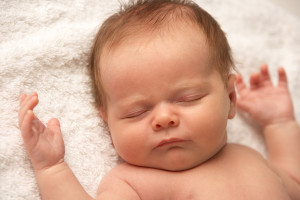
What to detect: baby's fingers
<box><xmin>21</xmin><ymin>111</ymin><xmax>47</xmax><ymax>158</ymax></box>
<box><xmin>21</xmin><ymin>94</ymin><xmax>27</xmax><ymax>102</ymax></box>
<box><xmin>235</xmin><ymin>74</ymin><xmax>248</xmax><ymax>95</ymax></box>
<box><xmin>20</xmin><ymin>92</ymin><xmax>37</xmax><ymax>107</ymax></box>
<box><xmin>20</xmin><ymin>110</ymin><xmax>37</xmax><ymax>145</ymax></box>
<box><xmin>19</xmin><ymin>93</ymin><xmax>39</xmax><ymax>128</ymax></box>
<box><xmin>259</xmin><ymin>64</ymin><xmax>272</xmax><ymax>85</ymax></box>
<box><xmin>277</xmin><ymin>67</ymin><xmax>288</xmax><ymax>88</ymax></box>
<box><xmin>249</xmin><ymin>72</ymin><xmax>261</xmax><ymax>89</ymax></box>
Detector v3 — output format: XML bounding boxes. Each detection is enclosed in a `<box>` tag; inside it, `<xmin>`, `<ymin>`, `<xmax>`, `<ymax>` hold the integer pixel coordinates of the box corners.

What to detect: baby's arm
<box><xmin>236</xmin><ymin>65</ymin><xmax>300</xmax><ymax>197</ymax></box>
<box><xmin>19</xmin><ymin>93</ymin><xmax>94</xmax><ymax>200</ymax></box>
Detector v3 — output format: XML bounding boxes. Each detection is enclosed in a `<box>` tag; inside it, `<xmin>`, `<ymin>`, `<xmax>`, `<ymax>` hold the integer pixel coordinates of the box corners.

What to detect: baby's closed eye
<box><xmin>175</xmin><ymin>93</ymin><xmax>205</xmax><ymax>104</ymax></box>
<box><xmin>122</xmin><ymin>108</ymin><xmax>150</xmax><ymax>119</ymax></box>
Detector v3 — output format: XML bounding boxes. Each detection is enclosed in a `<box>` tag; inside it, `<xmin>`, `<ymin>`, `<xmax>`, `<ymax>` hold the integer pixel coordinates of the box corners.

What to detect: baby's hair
<box><xmin>89</xmin><ymin>0</ymin><xmax>234</xmax><ymax>110</ymax></box>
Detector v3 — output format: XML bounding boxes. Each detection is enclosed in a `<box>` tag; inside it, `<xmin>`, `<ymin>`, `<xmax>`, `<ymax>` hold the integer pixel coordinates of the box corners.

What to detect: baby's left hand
<box><xmin>236</xmin><ymin>64</ymin><xmax>295</xmax><ymax>127</ymax></box>
<box><xmin>18</xmin><ymin>93</ymin><xmax>65</xmax><ymax>171</ymax></box>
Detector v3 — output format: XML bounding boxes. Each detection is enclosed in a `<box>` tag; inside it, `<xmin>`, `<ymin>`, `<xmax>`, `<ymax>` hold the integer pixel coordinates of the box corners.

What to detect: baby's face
<box><xmin>100</xmin><ymin>24</ymin><xmax>236</xmax><ymax>171</ymax></box>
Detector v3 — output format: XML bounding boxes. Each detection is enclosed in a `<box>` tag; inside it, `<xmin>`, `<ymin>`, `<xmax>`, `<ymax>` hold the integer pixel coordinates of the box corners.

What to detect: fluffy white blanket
<box><xmin>1</xmin><ymin>0</ymin><xmax>299</xmax><ymax>199</ymax></box>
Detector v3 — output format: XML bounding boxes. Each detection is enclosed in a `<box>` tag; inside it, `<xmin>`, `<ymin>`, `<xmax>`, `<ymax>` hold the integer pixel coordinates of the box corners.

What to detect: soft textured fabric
<box><xmin>0</xmin><ymin>0</ymin><xmax>299</xmax><ymax>199</ymax></box>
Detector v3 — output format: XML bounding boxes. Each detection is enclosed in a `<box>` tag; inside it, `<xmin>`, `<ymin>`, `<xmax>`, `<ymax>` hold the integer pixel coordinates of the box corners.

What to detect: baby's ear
<box><xmin>227</xmin><ymin>74</ymin><xmax>237</xmax><ymax>119</ymax></box>
<box><xmin>100</xmin><ymin>107</ymin><xmax>108</xmax><ymax>123</ymax></box>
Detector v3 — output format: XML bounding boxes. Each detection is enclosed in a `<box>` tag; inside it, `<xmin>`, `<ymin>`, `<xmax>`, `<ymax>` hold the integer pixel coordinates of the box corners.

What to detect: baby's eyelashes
<box><xmin>175</xmin><ymin>94</ymin><xmax>205</xmax><ymax>104</ymax></box>
<box><xmin>120</xmin><ymin>94</ymin><xmax>206</xmax><ymax>119</ymax></box>
<box><xmin>122</xmin><ymin>109</ymin><xmax>150</xmax><ymax>119</ymax></box>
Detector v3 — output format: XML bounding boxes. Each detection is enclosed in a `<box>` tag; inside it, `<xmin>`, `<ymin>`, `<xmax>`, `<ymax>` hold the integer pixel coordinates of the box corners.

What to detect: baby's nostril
<box><xmin>156</xmin><ymin>124</ymin><xmax>161</xmax><ymax>129</ymax></box>
<box><xmin>169</xmin><ymin>121</ymin><xmax>174</xmax><ymax>125</ymax></box>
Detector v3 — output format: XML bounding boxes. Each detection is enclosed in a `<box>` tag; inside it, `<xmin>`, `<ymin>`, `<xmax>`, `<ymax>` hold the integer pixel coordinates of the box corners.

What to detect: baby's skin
<box><xmin>96</xmin><ymin>65</ymin><xmax>300</xmax><ymax>200</ymax></box>
<box><xmin>19</xmin><ymin>22</ymin><xmax>300</xmax><ymax>200</ymax></box>
<box><xmin>18</xmin><ymin>69</ymin><xmax>300</xmax><ymax>199</ymax></box>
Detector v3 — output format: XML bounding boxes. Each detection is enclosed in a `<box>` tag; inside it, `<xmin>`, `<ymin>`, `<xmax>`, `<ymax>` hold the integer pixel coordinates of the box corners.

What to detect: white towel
<box><xmin>0</xmin><ymin>0</ymin><xmax>299</xmax><ymax>199</ymax></box>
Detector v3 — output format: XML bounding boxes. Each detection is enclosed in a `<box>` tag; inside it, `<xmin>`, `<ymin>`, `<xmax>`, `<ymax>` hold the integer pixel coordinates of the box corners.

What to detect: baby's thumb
<box><xmin>47</xmin><ymin>118</ymin><xmax>65</xmax><ymax>147</ymax></box>
<box><xmin>48</xmin><ymin>118</ymin><xmax>60</xmax><ymax>127</ymax></box>
<box><xmin>47</xmin><ymin>118</ymin><xmax>62</xmax><ymax>135</ymax></box>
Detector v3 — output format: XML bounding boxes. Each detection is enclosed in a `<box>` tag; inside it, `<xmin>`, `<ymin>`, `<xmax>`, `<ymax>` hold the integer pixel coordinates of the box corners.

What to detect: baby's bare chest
<box><xmin>132</xmin><ymin>167</ymin><xmax>287</xmax><ymax>200</ymax></box>
<box><xmin>124</xmin><ymin>146</ymin><xmax>289</xmax><ymax>200</ymax></box>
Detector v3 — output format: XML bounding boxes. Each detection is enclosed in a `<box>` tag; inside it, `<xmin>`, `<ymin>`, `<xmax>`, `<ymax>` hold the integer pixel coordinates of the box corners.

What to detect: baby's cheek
<box><xmin>111</xmin><ymin>128</ymin><xmax>143</xmax><ymax>163</ymax></box>
<box><xmin>187</xmin><ymin>105</ymin><xmax>227</xmax><ymax>137</ymax></box>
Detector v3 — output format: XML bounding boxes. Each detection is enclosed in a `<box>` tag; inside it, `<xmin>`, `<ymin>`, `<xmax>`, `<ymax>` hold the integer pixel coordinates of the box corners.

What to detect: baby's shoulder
<box><xmin>221</xmin><ymin>143</ymin><xmax>266</xmax><ymax>162</ymax></box>
<box><xmin>97</xmin><ymin>163</ymin><xmax>143</xmax><ymax>199</ymax></box>
<box><xmin>224</xmin><ymin>143</ymin><xmax>261</xmax><ymax>153</ymax></box>
<box><xmin>97</xmin><ymin>163</ymin><xmax>169</xmax><ymax>199</ymax></box>
<box><xmin>210</xmin><ymin>144</ymin><xmax>275</xmax><ymax>179</ymax></box>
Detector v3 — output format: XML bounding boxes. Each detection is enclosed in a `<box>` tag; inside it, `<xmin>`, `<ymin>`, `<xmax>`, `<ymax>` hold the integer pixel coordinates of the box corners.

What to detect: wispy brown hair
<box><xmin>89</xmin><ymin>0</ymin><xmax>234</xmax><ymax>110</ymax></box>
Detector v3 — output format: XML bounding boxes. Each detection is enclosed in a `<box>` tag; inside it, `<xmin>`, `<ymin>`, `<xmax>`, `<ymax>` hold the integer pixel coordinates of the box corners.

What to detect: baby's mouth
<box><xmin>156</xmin><ymin>138</ymin><xmax>186</xmax><ymax>148</ymax></box>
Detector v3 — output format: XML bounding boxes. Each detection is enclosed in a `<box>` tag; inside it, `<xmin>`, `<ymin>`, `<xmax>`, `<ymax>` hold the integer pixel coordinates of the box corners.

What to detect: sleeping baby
<box><xmin>18</xmin><ymin>0</ymin><xmax>300</xmax><ymax>199</ymax></box>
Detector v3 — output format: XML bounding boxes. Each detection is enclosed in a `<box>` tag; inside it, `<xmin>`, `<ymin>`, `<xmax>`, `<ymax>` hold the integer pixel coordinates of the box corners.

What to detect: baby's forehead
<box><xmin>100</xmin><ymin>22</ymin><xmax>209</xmax><ymax>71</ymax></box>
<box><xmin>103</xmin><ymin>17</ymin><xmax>208</xmax><ymax>54</ymax></box>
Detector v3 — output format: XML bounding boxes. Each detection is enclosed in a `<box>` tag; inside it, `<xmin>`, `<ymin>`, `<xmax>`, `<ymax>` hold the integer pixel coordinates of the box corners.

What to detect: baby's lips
<box><xmin>156</xmin><ymin>138</ymin><xmax>186</xmax><ymax>148</ymax></box>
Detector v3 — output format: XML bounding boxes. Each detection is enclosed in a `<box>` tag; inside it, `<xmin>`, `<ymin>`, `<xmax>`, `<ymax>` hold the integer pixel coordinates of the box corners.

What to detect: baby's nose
<box><xmin>152</xmin><ymin>105</ymin><xmax>179</xmax><ymax>131</ymax></box>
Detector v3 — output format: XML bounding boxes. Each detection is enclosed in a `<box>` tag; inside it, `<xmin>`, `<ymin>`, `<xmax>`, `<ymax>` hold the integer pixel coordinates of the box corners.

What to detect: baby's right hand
<box><xmin>236</xmin><ymin>65</ymin><xmax>295</xmax><ymax>127</ymax></box>
<box><xmin>18</xmin><ymin>93</ymin><xmax>65</xmax><ymax>171</ymax></box>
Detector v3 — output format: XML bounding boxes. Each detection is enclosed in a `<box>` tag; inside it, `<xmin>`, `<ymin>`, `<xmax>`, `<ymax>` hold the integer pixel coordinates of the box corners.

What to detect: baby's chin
<box><xmin>128</xmin><ymin>148</ymin><xmax>226</xmax><ymax>172</ymax></box>
<box><xmin>155</xmin><ymin>159</ymin><xmax>209</xmax><ymax>172</ymax></box>
<box><xmin>155</xmin><ymin>164</ymin><xmax>200</xmax><ymax>172</ymax></box>
<box><xmin>129</xmin><ymin>158</ymin><xmax>209</xmax><ymax>172</ymax></box>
